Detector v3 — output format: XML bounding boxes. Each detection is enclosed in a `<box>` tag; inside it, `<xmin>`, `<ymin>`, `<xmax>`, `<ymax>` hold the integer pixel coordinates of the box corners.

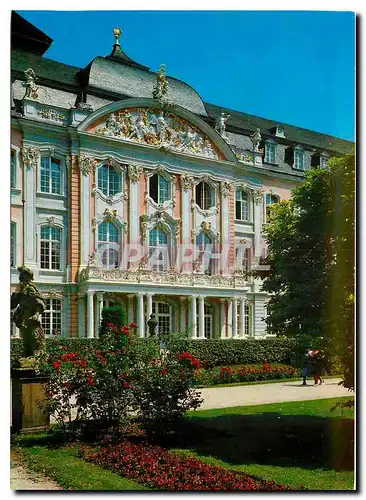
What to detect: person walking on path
<box><xmin>301</xmin><ymin>348</ymin><xmax>313</xmax><ymax>386</ymax></box>
<box><xmin>311</xmin><ymin>349</ymin><xmax>324</xmax><ymax>385</ymax></box>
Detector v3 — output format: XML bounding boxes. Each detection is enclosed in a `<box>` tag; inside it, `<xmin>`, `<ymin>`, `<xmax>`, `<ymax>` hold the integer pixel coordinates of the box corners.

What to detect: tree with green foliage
<box><xmin>261</xmin><ymin>154</ymin><xmax>355</xmax><ymax>389</ymax></box>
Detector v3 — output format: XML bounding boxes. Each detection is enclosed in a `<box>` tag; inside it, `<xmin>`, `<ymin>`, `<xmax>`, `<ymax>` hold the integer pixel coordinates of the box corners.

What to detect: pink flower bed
<box><xmin>80</xmin><ymin>440</ymin><xmax>302</xmax><ymax>491</ymax></box>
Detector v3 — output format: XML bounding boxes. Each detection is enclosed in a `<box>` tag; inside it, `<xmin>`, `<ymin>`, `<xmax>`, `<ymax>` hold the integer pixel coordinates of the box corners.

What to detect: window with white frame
<box><xmin>98</xmin><ymin>221</ymin><xmax>119</xmax><ymax>268</ymax></box>
<box><xmin>149</xmin><ymin>227</ymin><xmax>169</xmax><ymax>271</ymax></box>
<box><xmin>11</xmin><ymin>150</ymin><xmax>16</xmax><ymax>189</ymax></box>
<box><xmin>40</xmin><ymin>156</ymin><xmax>62</xmax><ymax>194</ymax></box>
<box><xmin>40</xmin><ymin>226</ymin><xmax>61</xmax><ymax>270</ymax></box>
<box><xmin>245</xmin><ymin>303</ymin><xmax>252</xmax><ymax>335</ymax></box>
<box><xmin>265</xmin><ymin>141</ymin><xmax>277</xmax><ymax>164</ymax></box>
<box><xmin>265</xmin><ymin>193</ymin><xmax>280</xmax><ymax>222</ymax></box>
<box><xmin>196</xmin><ymin>182</ymin><xmax>214</xmax><ymax>210</ymax></box>
<box><xmin>196</xmin><ymin>231</ymin><xmax>213</xmax><ymax>275</ymax></box>
<box><xmin>11</xmin><ymin>222</ymin><xmax>16</xmax><ymax>268</ymax></box>
<box><xmin>149</xmin><ymin>174</ymin><xmax>170</xmax><ymax>204</ymax></box>
<box><xmin>152</xmin><ymin>300</ymin><xmax>172</xmax><ymax>337</ymax></box>
<box><xmin>235</xmin><ymin>188</ymin><xmax>250</xmax><ymax>221</ymax></box>
<box><xmin>294</xmin><ymin>148</ymin><xmax>305</xmax><ymax>170</ymax></box>
<box><xmin>197</xmin><ymin>303</ymin><xmax>213</xmax><ymax>339</ymax></box>
<box><xmin>98</xmin><ymin>164</ymin><xmax>121</xmax><ymax>197</ymax></box>
<box><xmin>41</xmin><ymin>298</ymin><xmax>62</xmax><ymax>336</ymax></box>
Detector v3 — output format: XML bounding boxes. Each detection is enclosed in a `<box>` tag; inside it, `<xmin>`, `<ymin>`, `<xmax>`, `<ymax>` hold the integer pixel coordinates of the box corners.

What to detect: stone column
<box><xmin>95</xmin><ymin>292</ymin><xmax>104</xmax><ymax>338</ymax></box>
<box><xmin>87</xmin><ymin>291</ymin><xmax>94</xmax><ymax>338</ymax></box>
<box><xmin>227</xmin><ymin>299</ymin><xmax>233</xmax><ymax>338</ymax></box>
<box><xmin>146</xmin><ymin>293</ymin><xmax>153</xmax><ymax>325</ymax></box>
<box><xmin>239</xmin><ymin>297</ymin><xmax>246</xmax><ymax>338</ymax></box>
<box><xmin>137</xmin><ymin>293</ymin><xmax>145</xmax><ymax>337</ymax></box>
<box><xmin>198</xmin><ymin>295</ymin><xmax>205</xmax><ymax>339</ymax></box>
<box><xmin>190</xmin><ymin>295</ymin><xmax>197</xmax><ymax>339</ymax></box>
<box><xmin>77</xmin><ymin>293</ymin><xmax>85</xmax><ymax>338</ymax></box>
<box><xmin>179</xmin><ymin>296</ymin><xmax>186</xmax><ymax>333</ymax></box>
<box><xmin>127</xmin><ymin>294</ymin><xmax>134</xmax><ymax>324</ymax></box>
<box><xmin>232</xmin><ymin>297</ymin><xmax>238</xmax><ymax>338</ymax></box>
<box><xmin>220</xmin><ymin>298</ymin><xmax>226</xmax><ymax>339</ymax></box>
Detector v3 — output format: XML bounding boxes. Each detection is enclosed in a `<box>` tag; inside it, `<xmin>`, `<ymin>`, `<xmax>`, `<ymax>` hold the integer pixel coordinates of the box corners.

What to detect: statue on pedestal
<box><xmin>147</xmin><ymin>313</ymin><xmax>158</xmax><ymax>338</ymax></box>
<box><xmin>11</xmin><ymin>266</ymin><xmax>46</xmax><ymax>359</ymax></box>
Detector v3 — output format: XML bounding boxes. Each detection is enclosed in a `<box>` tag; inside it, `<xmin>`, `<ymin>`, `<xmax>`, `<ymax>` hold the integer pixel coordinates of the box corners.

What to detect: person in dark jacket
<box><xmin>301</xmin><ymin>349</ymin><xmax>313</xmax><ymax>386</ymax></box>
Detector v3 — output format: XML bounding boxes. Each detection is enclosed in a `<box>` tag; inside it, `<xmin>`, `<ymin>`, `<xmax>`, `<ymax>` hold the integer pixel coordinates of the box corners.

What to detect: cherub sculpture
<box><xmin>23</xmin><ymin>68</ymin><xmax>38</xmax><ymax>100</ymax></box>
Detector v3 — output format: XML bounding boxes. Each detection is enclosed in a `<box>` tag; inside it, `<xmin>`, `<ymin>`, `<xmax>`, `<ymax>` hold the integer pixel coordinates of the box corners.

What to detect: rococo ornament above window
<box><xmin>93</xmin><ymin>108</ymin><xmax>219</xmax><ymax>160</ymax></box>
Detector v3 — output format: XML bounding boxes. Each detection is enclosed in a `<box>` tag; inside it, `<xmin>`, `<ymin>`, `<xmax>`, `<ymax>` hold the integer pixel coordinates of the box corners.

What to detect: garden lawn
<box><xmin>12</xmin><ymin>446</ymin><xmax>148</xmax><ymax>491</ymax></box>
<box><xmin>167</xmin><ymin>397</ymin><xmax>354</xmax><ymax>491</ymax></box>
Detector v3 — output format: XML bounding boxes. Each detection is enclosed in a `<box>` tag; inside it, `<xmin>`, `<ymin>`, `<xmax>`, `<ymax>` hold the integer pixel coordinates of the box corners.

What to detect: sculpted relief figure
<box><xmin>251</xmin><ymin>128</ymin><xmax>262</xmax><ymax>152</ymax></box>
<box><xmin>11</xmin><ymin>266</ymin><xmax>46</xmax><ymax>358</ymax></box>
<box><xmin>215</xmin><ymin>112</ymin><xmax>230</xmax><ymax>138</ymax></box>
<box><xmin>23</xmin><ymin>68</ymin><xmax>38</xmax><ymax>100</ymax></box>
<box><xmin>96</xmin><ymin>108</ymin><xmax>219</xmax><ymax>160</ymax></box>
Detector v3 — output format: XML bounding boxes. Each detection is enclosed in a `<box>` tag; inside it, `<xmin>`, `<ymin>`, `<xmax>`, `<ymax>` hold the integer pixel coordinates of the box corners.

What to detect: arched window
<box><xmin>40</xmin><ymin>156</ymin><xmax>62</xmax><ymax>194</ymax></box>
<box><xmin>98</xmin><ymin>221</ymin><xmax>119</xmax><ymax>267</ymax></box>
<box><xmin>98</xmin><ymin>164</ymin><xmax>121</xmax><ymax>196</ymax></box>
<box><xmin>149</xmin><ymin>227</ymin><xmax>169</xmax><ymax>271</ymax></box>
<box><xmin>196</xmin><ymin>232</ymin><xmax>213</xmax><ymax>275</ymax></box>
<box><xmin>149</xmin><ymin>174</ymin><xmax>170</xmax><ymax>204</ymax></box>
<box><xmin>152</xmin><ymin>300</ymin><xmax>172</xmax><ymax>338</ymax></box>
<box><xmin>41</xmin><ymin>298</ymin><xmax>62</xmax><ymax>336</ymax></box>
<box><xmin>235</xmin><ymin>188</ymin><xmax>250</xmax><ymax>221</ymax></box>
<box><xmin>196</xmin><ymin>182</ymin><xmax>214</xmax><ymax>210</ymax></box>
<box><xmin>40</xmin><ymin>226</ymin><xmax>61</xmax><ymax>270</ymax></box>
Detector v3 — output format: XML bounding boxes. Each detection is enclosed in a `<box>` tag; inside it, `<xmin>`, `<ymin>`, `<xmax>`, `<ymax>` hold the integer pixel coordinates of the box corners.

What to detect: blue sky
<box><xmin>16</xmin><ymin>10</ymin><xmax>355</xmax><ymax>141</ymax></box>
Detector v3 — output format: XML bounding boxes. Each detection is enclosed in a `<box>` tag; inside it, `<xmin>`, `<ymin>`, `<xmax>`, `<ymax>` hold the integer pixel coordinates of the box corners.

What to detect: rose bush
<box><xmin>80</xmin><ymin>440</ymin><xmax>301</xmax><ymax>491</ymax></box>
<box><xmin>36</xmin><ymin>325</ymin><xmax>202</xmax><ymax>437</ymax></box>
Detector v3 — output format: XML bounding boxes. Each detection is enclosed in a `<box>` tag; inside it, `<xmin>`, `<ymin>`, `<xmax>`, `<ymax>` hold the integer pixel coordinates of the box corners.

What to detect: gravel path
<box><xmin>199</xmin><ymin>378</ymin><xmax>351</xmax><ymax>410</ymax></box>
<box><xmin>10</xmin><ymin>453</ymin><xmax>62</xmax><ymax>491</ymax></box>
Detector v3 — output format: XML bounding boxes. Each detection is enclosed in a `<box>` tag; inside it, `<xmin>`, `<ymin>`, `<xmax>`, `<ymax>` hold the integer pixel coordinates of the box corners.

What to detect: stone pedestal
<box><xmin>11</xmin><ymin>362</ymin><xmax>49</xmax><ymax>434</ymax></box>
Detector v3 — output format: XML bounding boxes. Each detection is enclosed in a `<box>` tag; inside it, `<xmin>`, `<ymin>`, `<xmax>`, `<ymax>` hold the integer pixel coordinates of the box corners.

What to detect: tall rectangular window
<box><xmin>235</xmin><ymin>188</ymin><xmax>249</xmax><ymax>220</ymax></box>
<box><xmin>265</xmin><ymin>142</ymin><xmax>276</xmax><ymax>164</ymax></box>
<box><xmin>40</xmin><ymin>157</ymin><xmax>62</xmax><ymax>194</ymax></box>
<box><xmin>41</xmin><ymin>298</ymin><xmax>62</xmax><ymax>336</ymax></box>
<box><xmin>294</xmin><ymin>149</ymin><xmax>305</xmax><ymax>170</ymax></box>
<box><xmin>11</xmin><ymin>150</ymin><xmax>16</xmax><ymax>189</ymax></box>
<box><xmin>40</xmin><ymin>226</ymin><xmax>61</xmax><ymax>270</ymax></box>
<box><xmin>11</xmin><ymin>222</ymin><xmax>16</xmax><ymax>267</ymax></box>
<box><xmin>245</xmin><ymin>304</ymin><xmax>252</xmax><ymax>335</ymax></box>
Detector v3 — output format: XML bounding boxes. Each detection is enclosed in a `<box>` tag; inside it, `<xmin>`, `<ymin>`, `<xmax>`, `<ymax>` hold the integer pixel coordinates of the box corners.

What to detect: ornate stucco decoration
<box><xmin>78</xmin><ymin>154</ymin><xmax>98</xmax><ymax>176</ymax></box>
<box><xmin>200</xmin><ymin>221</ymin><xmax>212</xmax><ymax>232</ymax></box>
<box><xmin>180</xmin><ymin>173</ymin><xmax>194</xmax><ymax>191</ymax></box>
<box><xmin>221</xmin><ymin>181</ymin><xmax>235</xmax><ymax>198</ymax></box>
<box><xmin>140</xmin><ymin>210</ymin><xmax>181</xmax><ymax>242</ymax></box>
<box><xmin>94</xmin><ymin>108</ymin><xmax>219</xmax><ymax>160</ymax></box>
<box><xmin>22</xmin><ymin>68</ymin><xmax>38</xmax><ymax>100</ymax></box>
<box><xmin>128</xmin><ymin>163</ymin><xmax>144</xmax><ymax>183</ymax></box>
<box><xmin>21</xmin><ymin>147</ymin><xmax>40</xmax><ymax>169</ymax></box>
<box><xmin>42</xmin><ymin>289</ymin><xmax>65</xmax><ymax>299</ymax></box>
<box><xmin>103</xmin><ymin>208</ymin><xmax>118</xmax><ymax>222</ymax></box>
<box><xmin>46</xmin><ymin>217</ymin><xmax>57</xmax><ymax>227</ymax></box>
<box><xmin>251</xmin><ymin>128</ymin><xmax>262</xmax><ymax>152</ymax></box>
<box><xmin>215</xmin><ymin>112</ymin><xmax>230</xmax><ymax>139</ymax></box>
<box><xmin>236</xmin><ymin>151</ymin><xmax>254</xmax><ymax>164</ymax></box>
<box><xmin>152</xmin><ymin>64</ymin><xmax>170</xmax><ymax>107</ymax></box>
<box><xmin>252</xmin><ymin>188</ymin><xmax>264</xmax><ymax>205</ymax></box>
<box><xmin>38</xmin><ymin>108</ymin><xmax>66</xmax><ymax>122</ymax></box>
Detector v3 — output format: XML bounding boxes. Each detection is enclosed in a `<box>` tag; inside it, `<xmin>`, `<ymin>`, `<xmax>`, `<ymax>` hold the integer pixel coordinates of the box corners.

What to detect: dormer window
<box><xmin>150</xmin><ymin>173</ymin><xmax>171</xmax><ymax>204</ymax></box>
<box><xmin>294</xmin><ymin>147</ymin><xmax>305</xmax><ymax>170</ymax></box>
<box><xmin>196</xmin><ymin>182</ymin><xmax>214</xmax><ymax>210</ymax></box>
<box><xmin>265</xmin><ymin>140</ymin><xmax>277</xmax><ymax>164</ymax></box>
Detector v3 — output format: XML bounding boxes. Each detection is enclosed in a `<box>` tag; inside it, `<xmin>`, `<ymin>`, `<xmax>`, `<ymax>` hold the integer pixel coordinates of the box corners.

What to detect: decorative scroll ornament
<box><xmin>38</xmin><ymin>108</ymin><xmax>66</xmax><ymax>122</ymax></box>
<box><xmin>43</xmin><ymin>289</ymin><xmax>64</xmax><ymax>299</ymax></box>
<box><xmin>103</xmin><ymin>208</ymin><xmax>118</xmax><ymax>222</ymax></box>
<box><xmin>221</xmin><ymin>181</ymin><xmax>234</xmax><ymax>198</ymax></box>
<box><xmin>215</xmin><ymin>112</ymin><xmax>230</xmax><ymax>139</ymax></box>
<box><xmin>251</xmin><ymin>128</ymin><xmax>262</xmax><ymax>152</ymax></box>
<box><xmin>21</xmin><ymin>147</ymin><xmax>40</xmax><ymax>169</ymax></box>
<box><xmin>236</xmin><ymin>150</ymin><xmax>254</xmax><ymax>164</ymax></box>
<box><xmin>46</xmin><ymin>217</ymin><xmax>57</xmax><ymax>226</ymax></box>
<box><xmin>95</xmin><ymin>108</ymin><xmax>219</xmax><ymax>160</ymax></box>
<box><xmin>180</xmin><ymin>173</ymin><xmax>194</xmax><ymax>191</ymax></box>
<box><xmin>200</xmin><ymin>221</ymin><xmax>212</xmax><ymax>232</ymax></box>
<box><xmin>140</xmin><ymin>210</ymin><xmax>180</xmax><ymax>241</ymax></box>
<box><xmin>128</xmin><ymin>163</ymin><xmax>143</xmax><ymax>183</ymax></box>
<box><xmin>152</xmin><ymin>64</ymin><xmax>169</xmax><ymax>106</ymax></box>
<box><xmin>22</xmin><ymin>68</ymin><xmax>38</xmax><ymax>99</ymax></box>
<box><xmin>252</xmin><ymin>188</ymin><xmax>264</xmax><ymax>204</ymax></box>
<box><xmin>78</xmin><ymin>154</ymin><xmax>98</xmax><ymax>176</ymax></box>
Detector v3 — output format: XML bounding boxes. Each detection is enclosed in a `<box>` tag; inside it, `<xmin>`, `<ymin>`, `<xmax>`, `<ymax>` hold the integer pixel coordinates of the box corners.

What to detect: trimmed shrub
<box><xmin>99</xmin><ymin>305</ymin><xmax>126</xmax><ymax>337</ymax></box>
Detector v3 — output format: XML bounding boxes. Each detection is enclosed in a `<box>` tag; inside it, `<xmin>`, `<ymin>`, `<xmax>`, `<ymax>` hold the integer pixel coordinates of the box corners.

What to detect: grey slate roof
<box><xmin>204</xmin><ymin>102</ymin><xmax>354</xmax><ymax>155</ymax></box>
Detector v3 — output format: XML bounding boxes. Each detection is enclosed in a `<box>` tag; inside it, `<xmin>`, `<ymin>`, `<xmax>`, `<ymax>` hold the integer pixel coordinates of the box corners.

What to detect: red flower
<box><xmin>129</xmin><ymin>322</ymin><xmax>138</xmax><ymax>329</ymax></box>
<box><xmin>78</xmin><ymin>359</ymin><xmax>88</xmax><ymax>368</ymax></box>
<box><xmin>87</xmin><ymin>377</ymin><xmax>95</xmax><ymax>386</ymax></box>
<box><xmin>161</xmin><ymin>367</ymin><xmax>168</xmax><ymax>375</ymax></box>
<box><xmin>123</xmin><ymin>381</ymin><xmax>132</xmax><ymax>389</ymax></box>
<box><xmin>52</xmin><ymin>361</ymin><xmax>62</xmax><ymax>370</ymax></box>
<box><xmin>121</xmin><ymin>326</ymin><xmax>130</xmax><ymax>335</ymax></box>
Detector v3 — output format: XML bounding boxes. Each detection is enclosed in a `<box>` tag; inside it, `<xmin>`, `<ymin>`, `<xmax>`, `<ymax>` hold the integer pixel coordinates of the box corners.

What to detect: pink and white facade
<box><xmin>11</xmin><ymin>13</ymin><xmax>353</xmax><ymax>339</ymax></box>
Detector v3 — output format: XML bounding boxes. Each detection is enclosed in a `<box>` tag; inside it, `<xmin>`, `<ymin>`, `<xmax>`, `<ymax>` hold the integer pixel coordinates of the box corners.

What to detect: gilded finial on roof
<box><xmin>113</xmin><ymin>27</ymin><xmax>121</xmax><ymax>46</ymax></box>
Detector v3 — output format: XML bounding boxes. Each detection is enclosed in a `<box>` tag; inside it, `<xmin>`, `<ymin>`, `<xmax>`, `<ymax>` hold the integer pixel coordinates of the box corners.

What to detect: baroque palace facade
<box><xmin>11</xmin><ymin>13</ymin><xmax>353</xmax><ymax>340</ymax></box>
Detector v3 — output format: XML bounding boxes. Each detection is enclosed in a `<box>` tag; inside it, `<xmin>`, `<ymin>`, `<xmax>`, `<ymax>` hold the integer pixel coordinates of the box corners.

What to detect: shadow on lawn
<box><xmin>158</xmin><ymin>413</ymin><xmax>354</xmax><ymax>472</ymax></box>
